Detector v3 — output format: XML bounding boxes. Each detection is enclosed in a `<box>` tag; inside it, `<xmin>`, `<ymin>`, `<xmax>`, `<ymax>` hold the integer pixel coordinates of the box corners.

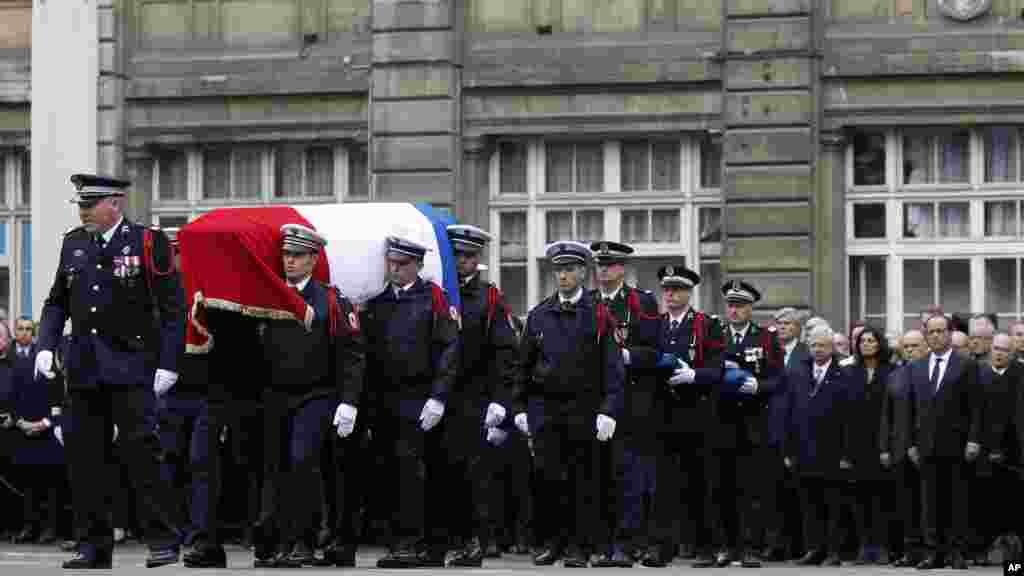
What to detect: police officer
<box><xmin>703</xmin><ymin>281</ymin><xmax>784</xmax><ymax>568</ymax></box>
<box><xmin>37</xmin><ymin>174</ymin><xmax>185</xmax><ymax>569</ymax></box>
<box><xmin>362</xmin><ymin>235</ymin><xmax>459</xmax><ymax>568</ymax></box>
<box><xmin>513</xmin><ymin>240</ymin><xmax>625</xmax><ymax>568</ymax></box>
<box><xmin>651</xmin><ymin>265</ymin><xmax>725</xmax><ymax>568</ymax></box>
<box><xmin>252</xmin><ymin>224</ymin><xmax>365</xmax><ymax>568</ymax></box>
<box><xmin>587</xmin><ymin>241</ymin><xmax>660</xmax><ymax>568</ymax></box>
<box><xmin>442</xmin><ymin>225</ymin><xmax>519</xmax><ymax>567</ymax></box>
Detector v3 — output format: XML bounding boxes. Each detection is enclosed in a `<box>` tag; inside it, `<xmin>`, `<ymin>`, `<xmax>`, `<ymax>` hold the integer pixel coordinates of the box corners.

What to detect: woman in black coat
<box><xmin>841</xmin><ymin>325</ymin><xmax>893</xmax><ymax>565</ymax></box>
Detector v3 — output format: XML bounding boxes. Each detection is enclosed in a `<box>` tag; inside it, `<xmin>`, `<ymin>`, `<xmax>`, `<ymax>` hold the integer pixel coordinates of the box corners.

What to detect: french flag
<box><xmin>178</xmin><ymin>203</ymin><xmax>460</xmax><ymax>353</ymax></box>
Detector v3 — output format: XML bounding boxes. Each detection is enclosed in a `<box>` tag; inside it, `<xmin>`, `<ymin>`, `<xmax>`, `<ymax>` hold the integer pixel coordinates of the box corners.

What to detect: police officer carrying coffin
<box><xmin>252</xmin><ymin>224</ymin><xmax>365</xmax><ymax>568</ymax></box>
<box><xmin>513</xmin><ymin>240</ymin><xmax>625</xmax><ymax>568</ymax></box>
<box><xmin>650</xmin><ymin>265</ymin><xmax>725</xmax><ymax>568</ymax></box>
<box><xmin>361</xmin><ymin>235</ymin><xmax>459</xmax><ymax>568</ymax></box>
<box><xmin>37</xmin><ymin>174</ymin><xmax>185</xmax><ymax>569</ymax></box>
<box><xmin>704</xmin><ymin>280</ymin><xmax>784</xmax><ymax>568</ymax></box>
<box><xmin>442</xmin><ymin>225</ymin><xmax>519</xmax><ymax>567</ymax></box>
<box><xmin>586</xmin><ymin>241</ymin><xmax>660</xmax><ymax>568</ymax></box>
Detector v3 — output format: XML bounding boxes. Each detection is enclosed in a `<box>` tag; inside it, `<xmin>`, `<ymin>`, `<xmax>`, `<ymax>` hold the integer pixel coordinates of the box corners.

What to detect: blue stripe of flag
<box><xmin>414</xmin><ymin>203</ymin><xmax>461</xmax><ymax>310</ymax></box>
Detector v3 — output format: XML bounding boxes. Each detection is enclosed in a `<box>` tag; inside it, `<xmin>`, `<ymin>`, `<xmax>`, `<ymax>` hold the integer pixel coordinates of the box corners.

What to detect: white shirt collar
<box><xmin>931</xmin><ymin>348</ymin><xmax>953</xmax><ymax>364</ymax></box>
<box><xmin>394</xmin><ymin>279</ymin><xmax>417</xmax><ymax>296</ymax></box>
<box><xmin>993</xmin><ymin>365</ymin><xmax>1008</xmax><ymax>376</ymax></box>
<box><xmin>599</xmin><ymin>283</ymin><xmax>623</xmax><ymax>302</ymax></box>
<box><xmin>731</xmin><ymin>323</ymin><xmax>751</xmax><ymax>341</ymax></box>
<box><xmin>289</xmin><ymin>275</ymin><xmax>312</xmax><ymax>292</ymax></box>
<box><xmin>814</xmin><ymin>357</ymin><xmax>832</xmax><ymax>377</ymax></box>
<box><xmin>101</xmin><ymin>216</ymin><xmax>124</xmax><ymax>244</ymax></box>
<box><xmin>785</xmin><ymin>339</ymin><xmax>799</xmax><ymax>355</ymax></box>
<box><xmin>668</xmin><ymin>307</ymin><xmax>690</xmax><ymax>324</ymax></box>
<box><xmin>559</xmin><ymin>287</ymin><xmax>583</xmax><ymax>305</ymax></box>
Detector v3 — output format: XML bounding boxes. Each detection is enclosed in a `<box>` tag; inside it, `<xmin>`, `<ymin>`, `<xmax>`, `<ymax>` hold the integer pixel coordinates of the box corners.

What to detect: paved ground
<box><xmin>0</xmin><ymin>544</ymin><xmax>1006</xmax><ymax>574</ymax></box>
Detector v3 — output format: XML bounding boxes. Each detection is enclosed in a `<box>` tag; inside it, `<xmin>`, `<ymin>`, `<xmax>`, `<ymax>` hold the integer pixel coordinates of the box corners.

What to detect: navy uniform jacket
<box><xmin>362</xmin><ymin>277</ymin><xmax>459</xmax><ymax>422</ymax></box>
<box><xmin>654</xmin><ymin>308</ymin><xmax>724</xmax><ymax>442</ymax></box>
<box><xmin>447</xmin><ymin>274</ymin><xmax>518</xmax><ymax>456</ymax></box>
<box><xmin>842</xmin><ymin>362</ymin><xmax>893</xmax><ymax>481</ymax></box>
<box><xmin>12</xmin><ymin>343</ymin><xmax>63</xmax><ymax>466</ymax></box>
<box><xmin>785</xmin><ymin>355</ymin><xmax>847</xmax><ymax>479</ymax></box>
<box><xmin>906</xmin><ymin>353</ymin><xmax>981</xmax><ymax>460</ymax></box>
<box><xmin>38</xmin><ymin>220</ymin><xmax>184</xmax><ymax>390</ymax></box>
<box><xmin>712</xmin><ymin>322</ymin><xmax>784</xmax><ymax>450</ymax></box>
<box><xmin>591</xmin><ymin>285</ymin><xmax>660</xmax><ymax>443</ymax></box>
<box><xmin>515</xmin><ymin>290</ymin><xmax>624</xmax><ymax>435</ymax></box>
<box><xmin>263</xmin><ymin>279</ymin><xmax>365</xmax><ymax>408</ymax></box>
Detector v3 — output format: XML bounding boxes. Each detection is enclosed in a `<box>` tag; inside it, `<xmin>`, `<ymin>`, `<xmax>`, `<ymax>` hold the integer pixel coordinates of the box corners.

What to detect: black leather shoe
<box><xmin>253</xmin><ymin>555</ymin><xmax>278</xmax><ymax>568</ymax></box>
<box><xmin>640</xmin><ymin>549</ymin><xmax>666</xmax><ymax>567</ymax></box>
<box><xmin>376</xmin><ymin>548</ymin><xmax>420</xmax><ymax>568</ymax></box>
<box><xmin>948</xmin><ymin>551</ymin><xmax>968</xmax><ymax>569</ymax></box>
<box><xmin>59</xmin><ymin>540</ymin><xmax>78</xmax><ymax>552</ymax></box>
<box><xmin>416</xmin><ymin>549</ymin><xmax>446</xmax><ymax>568</ymax></box>
<box><xmin>692</xmin><ymin>553</ymin><xmax>717</xmax><ymax>568</ymax></box>
<box><xmin>916</xmin><ymin>554</ymin><xmax>944</xmax><ymax>569</ymax></box>
<box><xmin>714</xmin><ymin>550</ymin><xmax>733</xmax><ymax>567</ymax></box>
<box><xmin>277</xmin><ymin>543</ymin><xmax>313</xmax><ymax>568</ymax></box>
<box><xmin>14</xmin><ymin>527</ymin><xmax>36</xmax><ymax>544</ymax></box>
<box><xmin>145</xmin><ymin>546</ymin><xmax>180</xmax><ymax>568</ymax></box>
<box><xmin>678</xmin><ymin>543</ymin><xmax>696</xmax><ymax>559</ymax></box>
<box><xmin>894</xmin><ymin>553</ymin><xmax>919</xmax><ymax>567</ymax></box>
<box><xmin>595</xmin><ymin>549</ymin><xmax>634</xmax><ymax>567</ymax></box>
<box><xmin>740</xmin><ymin>551</ymin><xmax>761</xmax><ymax>568</ymax></box>
<box><xmin>448</xmin><ymin>541</ymin><xmax>485</xmax><ymax>567</ymax></box>
<box><xmin>563</xmin><ymin>553</ymin><xmax>589</xmax><ymax>567</ymax></box>
<box><xmin>326</xmin><ymin>542</ymin><xmax>356</xmax><ymax>567</ymax></box>
<box><xmin>533</xmin><ymin>548</ymin><xmax>561</xmax><ymax>566</ymax></box>
<box><xmin>183</xmin><ymin>545</ymin><xmax>227</xmax><ymax>569</ymax></box>
<box><xmin>761</xmin><ymin>546</ymin><xmax>785</xmax><ymax>562</ymax></box>
<box><xmin>824</xmin><ymin>553</ymin><xmax>842</xmax><ymax>566</ymax></box>
<box><xmin>485</xmin><ymin>541</ymin><xmax>501</xmax><ymax>558</ymax></box>
<box><xmin>62</xmin><ymin>548</ymin><xmax>112</xmax><ymax>569</ymax></box>
<box><xmin>796</xmin><ymin>550</ymin><xmax>826</xmax><ymax>566</ymax></box>
<box><xmin>37</xmin><ymin>529</ymin><xmax>57</xmax><ymax>545</ymax></box>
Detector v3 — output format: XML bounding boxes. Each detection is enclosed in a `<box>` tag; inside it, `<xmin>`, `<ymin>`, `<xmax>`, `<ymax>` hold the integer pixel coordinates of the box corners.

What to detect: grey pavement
<box><xmin>0</xmin><ymin>544</ymin><xmax>1005</xmax><ymax>574</ymax></box>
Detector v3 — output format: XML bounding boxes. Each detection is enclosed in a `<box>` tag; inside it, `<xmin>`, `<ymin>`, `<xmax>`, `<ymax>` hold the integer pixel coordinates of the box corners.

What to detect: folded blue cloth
<box><xmin>655</xmin><ymin>353</ymin><xmax>679</xmax><ymax>370</ymax></box>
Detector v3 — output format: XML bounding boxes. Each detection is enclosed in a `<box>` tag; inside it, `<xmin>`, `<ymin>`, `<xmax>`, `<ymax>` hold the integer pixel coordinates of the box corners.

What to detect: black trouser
<box><xmin>920</xmin><ymin>456</ymin><xmax>969</xmax><ymax>557</ymax></box>
<box><xmin>650</xmin><ymin>433</ymin><xmax>709</xmax><ymax>556</ymax></box>
<box><xmin>22</xmin><ymin>464</ymin><xmax>61</xmax><ymax>536</ymax></box>
<box><xmin>226</xmin><ymin>401</ymin><xmax>263</xmax><ymax>538</ymax></box>
<box><xmin>852</xmin><ymin>478</ymin><xmax>889</xmax><ymax>551</ymax></box>
<box><xmin>988</xmin><ymin>463</ymin><xmax>1023</xmax><ymax>538</ymax></box>
<box><xmin>371</xmin><ymin>414</ymin><xmax>445</xmax><ymax>551</ymax></box>
<box><xmin>532</xmin><ymin>412</ymin><xmax>598</xmax><ymax>555</ymax></box>
<box><xmin>498</xmin><ymin>432</ymin><xmax>533</xmax><ymax>548</ymax></box>
<box><xmin>707</xmin><ymin>444</ymin><xmax>773</xmax><ymax>554</ymax></box>
<box><xmin>445</xmin><ymin>443</ymin><xmax>498</xmax><ymax>548</ymax></box>
<box><xmin>332</xmin><ymin>416</ymin><xmax>367</xmax><ymax>548</ymax></box>
<box><xmin>798</xmin><ymin>476</ymin><xmax>843</xmax><ymax>555</ymax></box>
<box><xmin>0</xmin><ymin>444</ymin><xmax>23</xmax><ymax>535</ymax></box>
<box><xmin>898</xmin><ymin>460</ymin><xmax>922</xmax><ymax>557</ymax></box>
<box><xmin>758</xmin><ymin>445</ymin><xmax>786</xmax><ymax>553</ymax></box>
<box><xmin>595</xmin><ymin>435</ymin><xmax>623</xmax><ymax>554</ymax></box>
<box><xmin>67</xmin><ymin>385</ymin><xmax>183</xmax><ymax>554</ymax></box>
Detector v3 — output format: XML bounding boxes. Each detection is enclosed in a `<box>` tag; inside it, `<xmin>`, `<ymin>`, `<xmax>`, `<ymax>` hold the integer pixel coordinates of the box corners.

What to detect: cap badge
<box><xmin>666</xmin><ymin>266</ymin><xmax>674</xmax><ymax>276</ymax></box>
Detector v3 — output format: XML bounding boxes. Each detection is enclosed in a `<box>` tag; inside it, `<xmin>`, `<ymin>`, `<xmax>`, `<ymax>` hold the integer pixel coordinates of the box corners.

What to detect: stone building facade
<box><xmin>2</xmin><ymin>0</ymin><xmax>1024</xmax><ymax>334</ymax></box>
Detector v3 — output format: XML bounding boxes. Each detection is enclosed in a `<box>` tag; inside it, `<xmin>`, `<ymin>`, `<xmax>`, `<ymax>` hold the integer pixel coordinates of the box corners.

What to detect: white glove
<box><xmin>596</xmin><ymin>414</ymin><xmax>616</xmax><ymax>442</ymax></box>
<box><xmin>153</xmin><ymin>369</ymin><xmax>179</xmax><ymax>397</ymax></box>
<box><xmin>34</xmin><ymin>350</ymin><xmax>55</xmax><ymax>380</ymax></box>
<box><xmin>514</xmin><ymin>412</ymin><xmax>529</xmax><ymax>436</ymax></box>
<box><xmin>333</xmin><ymin>403</ymin><xmax>358</xmax><ymax>438</ymax></box>
<box><xmin>668</xmin><ymin>366</ymin><xmax>696</xmax><ymax>386</ymax></box>
<box><xmin>621</xmin><ymin>348</ymin><xmax>631</xmax><ymax>366</ymax></box>
<box><xmin>486</xmin><ymin>427</ymin><xmax>508</xmax><ymax>446</ymax></box>
<box><xmin>739</xmin><ymin>376</ymin><xmax>758</xmax><ymax>395</ymax></box>
<box><xmin>724</xmin><ymin>359</ymin><xmax>739</xmax><ymax>370</ymax></box>
<box><xmin>484</xmin><ymin>402</ymin><xmax>506</xmax><ymax>428</ymax></box>
<box><xmin>112</xmin><ymin>424</ymin><xmax>119</xmax><ymax>444</ymax></box>
<box><xmin>419</xmin><ymin>398</ymin><xmax>445</xmax><ymax>432</ymax></box>
<box><xmin>54</xmin><ymin>425</ymin><xmax>63</xmax><ymax>446</ymax></box>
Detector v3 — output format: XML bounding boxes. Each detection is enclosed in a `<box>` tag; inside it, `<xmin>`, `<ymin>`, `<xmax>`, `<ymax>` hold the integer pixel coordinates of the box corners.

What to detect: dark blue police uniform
<box><xmin>37</xmin><ymin>174</ymin><xmax>184</xmax><ymax>568</ymax></box>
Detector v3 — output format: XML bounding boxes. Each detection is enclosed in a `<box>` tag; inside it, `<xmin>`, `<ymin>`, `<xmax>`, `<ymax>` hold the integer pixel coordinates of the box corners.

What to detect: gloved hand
<box><xmin>655</xmin><ymin>353</ymin><xmax>679</xmax><ymax>370</ymax></box>
<box><xmin>965</xmin><ymin>441</ymin><xmax>980</xmax><ymax>462</ymax></box>
<box><xmin>724</xmin><ymin>368</ymin><xmax>753</xmax><ymax>395</ymax></box>
<box><xmin>907</xmin><ymin>446</ymin><xmax>920</xmax><ymax>466</ymax></box>
<box><xmin>54</xmin><ymin>425</ymin><xmax>63</xmax><ymax>446</ymax></box>
<box><xmin>739</xmin><ymin>376</ymin><xmax>759</xmax><ymax>395</ymax></box>
<box><xmin>333</xmin><ymin>403</ymin><xmax>358</xmax><ymax>438</ymax></box>
<box><xmin>34</xmin><ymin>350</ymin><xmax>55</xmax><ymax>380</ymax></box>
<box><xmin>153</xmin><ymin>369</ymin><xmax>178</xmax><ymax>397</ymax></box>
<box><xmin>724</xmin><ymin>359</ymin><xmax>740</xmax><ymax>370</ymax></box>
<box><xmin>419</xmin><ymin>398</ymin><xmax>445</xmax><ymax>432</ymax></box>
<box><xmin>484</xmin><ymin>402</ymin><xmax>506</xmax><ymax>428</ymax></box>
<box><xmin>514</xmin><ymin>413</ymin><xmax>529</xmax><ymax>436</ymax></box>
<box><xmin>880</xmin><ymin>452</ymin><xmax>891</xmax><ymax>468</ymax></box>
<box><xmin>621</xmin><ymin>348</ymin><xmax>631</xmax><ymax>366</ymax></box>
<box><xmin>112</xmin><ymin>424</ymin><xmax>119</xmax><ymax>444</ymax></box>
<box><xmin>668</xmin><ymin>365</ymin><xmax>696</xmax><ymax>386</ymax></box>
<box><xmin>839</xmin><ymin>459</ymin><xmax>851</xmax><ymax>470</ymax></box>
<box><xmin>486</xmin><ymin>427</ymin><xmax>509</xmax><ymax>446</ymax></box>
<box><xmin>595</xmin><ymin>414</ymin><xmax>616</xmax><ymax>442</ymax></box>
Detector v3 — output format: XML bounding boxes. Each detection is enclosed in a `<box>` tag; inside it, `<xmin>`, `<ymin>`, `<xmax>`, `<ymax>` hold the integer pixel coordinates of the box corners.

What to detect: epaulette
<box><xmin>62</xmin><ymin>225</ymin><xmax>84</xmax><ymax>238</ymax></box>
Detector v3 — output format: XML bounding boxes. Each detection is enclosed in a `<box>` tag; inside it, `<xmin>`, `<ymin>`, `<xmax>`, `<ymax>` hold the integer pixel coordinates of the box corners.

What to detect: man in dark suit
<box><xmin>37</xmin><ymin>174</ymin><xmax>185</xmax><ymax>569</ymax></box>
<box><xmin>906</xmin><ymin>314</ymin><xmax>982</xmax><ymax>569</ymax></box>
<box><xmin>983</xmin><ymin>333</ymin><xmax>1023</xmax><ymax>563</ymax></box>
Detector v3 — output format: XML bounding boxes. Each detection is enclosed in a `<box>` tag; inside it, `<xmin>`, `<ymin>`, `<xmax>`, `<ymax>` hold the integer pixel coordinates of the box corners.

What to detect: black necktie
<box><xmin>670</xmin><ymin>320</ymin><xmax>679</xmax><ymax>332</ymax></box>
<box><xmin>95</xmin><ymin>234</ymin><xmax>106</xmax><ymax>249</ymax></box>
<box><xmin>560</xmin><ymin>300</ymin><xmax>576</xmax><ymax>313</ymax></box>
<box><xmin>734</xmin><ymin>332</ymin><xmax>742</xmax><ymax>348</ymax></box>
<box><xmin>930</xmin><ymin>357</ymin><xmax>944</xmax><ymax>391</ymax></box>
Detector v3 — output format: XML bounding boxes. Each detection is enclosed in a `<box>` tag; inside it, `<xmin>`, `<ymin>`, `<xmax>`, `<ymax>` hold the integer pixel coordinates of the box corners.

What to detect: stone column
<box><xmin>816</xmin><ymin>130</ymin><xmax>848</xmax><ymax>328</ymax></box>
<box><xmin>458</xmin><ymin>136</ymin><xmax>491</xmax><ymax>228</ymax></box>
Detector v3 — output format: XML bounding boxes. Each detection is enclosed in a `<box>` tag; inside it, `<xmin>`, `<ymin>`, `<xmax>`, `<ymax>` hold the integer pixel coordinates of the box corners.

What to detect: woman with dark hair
<box><xmin>842</xmin><ymin>325</ymin><xmax>894</xmax><ymax>565</ymax></box>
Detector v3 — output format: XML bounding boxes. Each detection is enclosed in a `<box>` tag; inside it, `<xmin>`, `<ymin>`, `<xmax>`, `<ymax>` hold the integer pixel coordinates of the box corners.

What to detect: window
<box><xmin>700</xmin><ymin>261</ymin><xmax>722</xmax><ymax>314</ymax></box>
<box><xmin>544</xmin><ymin>210</ymin><xmax>603</xmax><ymax>244</ymax></box>
<box><xmin>903</xmin><ymin>202</ymin><xmax>968</xmax><ymax>238</ymax></box>
<box><xmin>157</xmin><ymin>149</ymin><xmax>188</xmax><ymax>201</ymax></box>
<box><xmin>699</xmin><ymin>207</ymin><xmax>721</xmax><ymax>245</ymax></box>
<box><xmin>275</xmin><ymin>144</ymin><xmax>335</xmax><ymax>198</ymax></box>
<box><xmin>500</xmin><ymin>212</ymin><xmax>527</xmax><ymax>262</ymax></box>
<box><xmin>850</xmin><ymin>256</ymin><xmax>886</xmax><ymax>327</ymax></box>
<box><xmin>499</xmin><ymin>141</ymin><xmax>527</xmax><ymax>195</ymax></box>
<box><xmin>498</xmin><ymin>211</ymin><xmax>527</xmax><ymax>316</ymax></box>
<box><xmin>902</xmin><ymin>129</ymin><xmax>969</xmax><ymax>184</ymax></box>
<box><xmin>621</xmin><ymin>209</ymin><xmax>680</xmax><ymax>243</ymax></box>
<box><xmin>853</xmin><ymin>203</ymin><xmax>886</xmax><ymax>238</ymax></box>
<box><xmin>348</xmin><ymin>144</ymin><xmax>368</xmax><ymax>198</ymax></box>
<box><xmin>545</xmin><ymin>141</ymin><xmax>603</xmax><ymax>193</ymax></box>
<box><xmin>202</xmin><ymin>146</ymin><xmax>262</xmax><ymax>200</ymax></box>
<box><xmin>986</xmin><ymin>259</ymin><xmax>1017</xmax><ymax>320</ymax></box>
<box><xmin>700</xmin><ymin>134</ymin><xmax>721</xmax><ymax>188</ymax></box>
<box><xmin>19</xmin><ymin>153</ymin><xmax>28</xmax><ymax>207</ymax></box>
<box><xmin>853</xmin><ymin>131</ymin><xmax>886</xmax><ymax>186</ymax></box>
<box><xmin>985</xmin><ymin>201</ymin><xmax>1018</xmax><ymax>237</ymax></box>
<box><xmin>621</xmin><ymin>140</ymin><xmax>680</xmax><ymax>192</ymax></box>
<box><xmin>126</xmin><ymin>158</ymin><xmax>154</xmax><ymax>206</ymax></box>
<box><xmin>902</xmin><ymin>259</ymin><xmax>971</xmax><ymax>325</ymax></box>
<box><xmin>983</xmin><ymin>126</ymin><xmax>1019</xmax><ymax>182</ymax></box>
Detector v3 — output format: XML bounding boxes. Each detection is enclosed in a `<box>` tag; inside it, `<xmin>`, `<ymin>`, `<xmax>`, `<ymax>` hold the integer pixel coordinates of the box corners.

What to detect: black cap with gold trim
<box><xmin>658</xmin><ymin>264</ymin><xmax>700</xmax><ymax>289</ymax></box>
<box><xmin>589</xmin><ymin>241</ymin><xmax>633</xmax><ymax>265</ymax></box>
<box><xmin>281</xmin><ymin>223</ymin><xmax>327</xmax><ymax>254</ymax></box>
<box><xmin>70</xmin><ymin>173</ymin><xmax>129</xmax><ymax>205</ymax></box>
<box><xmin>721</xmin><ymin>279</ymin><xmax>761</xmax><ymax>304</ymax></box>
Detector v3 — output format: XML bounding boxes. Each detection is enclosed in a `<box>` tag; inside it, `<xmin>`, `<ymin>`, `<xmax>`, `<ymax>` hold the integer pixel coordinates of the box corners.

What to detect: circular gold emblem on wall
<box><xmin>937</xmin><ymin>0</ymin><xmax>991</xmax><ymax>21</ymax></box>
